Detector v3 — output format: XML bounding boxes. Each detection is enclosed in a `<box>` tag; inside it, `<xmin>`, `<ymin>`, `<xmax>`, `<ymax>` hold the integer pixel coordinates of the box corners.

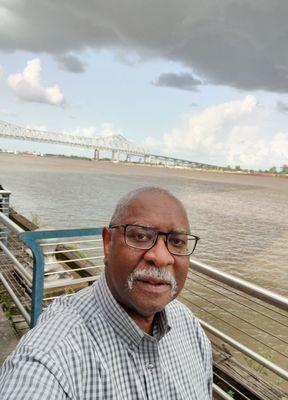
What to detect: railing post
<box><xmin>0</xmin><ymin>188</ymin><xmax>11</xmax><ymax>246</ymax></box>
<box><xmin>20</xmin><ymin>232</ymin><xmax>46</xmax><ymax>327</ymax></box>
<box><xmin>20</xmin><ymin>227</ymin><xmax>102</xmax><ymax>327</ymax></box>
<box><xmin>30</xmin><ymin>246</ymin><xmax>45</xmax><ymax>327</ymax></box>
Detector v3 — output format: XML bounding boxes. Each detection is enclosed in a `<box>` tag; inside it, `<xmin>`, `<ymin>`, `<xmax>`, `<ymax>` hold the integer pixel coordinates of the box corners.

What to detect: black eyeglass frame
<box><xmin>109</xmin><ymin>223</ymin><xmax>200</xmax><ymax>256</ymax></box>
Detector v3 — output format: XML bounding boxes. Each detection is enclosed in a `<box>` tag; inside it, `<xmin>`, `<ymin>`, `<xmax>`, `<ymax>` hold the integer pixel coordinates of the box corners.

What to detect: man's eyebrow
<box><xmin>130</xmin><ymin>222</ymin><xmax>154</xmax><ymax>228</ymax></box>
<box><xmin>129</xmin><ymin>223</ymin><xmax>190</xmax><ymax>234</ymax></box>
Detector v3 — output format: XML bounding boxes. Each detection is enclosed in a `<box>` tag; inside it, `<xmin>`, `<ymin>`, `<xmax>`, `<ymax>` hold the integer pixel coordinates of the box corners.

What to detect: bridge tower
<box><xmin>94</xmin><ymin>149</ymin><xmax>100</xmax><ymax>161</ymax></box>
<box><xmin>111</xmin><ymin>150</ymin><xmax>120</xmax><ymax>162</ymax></box>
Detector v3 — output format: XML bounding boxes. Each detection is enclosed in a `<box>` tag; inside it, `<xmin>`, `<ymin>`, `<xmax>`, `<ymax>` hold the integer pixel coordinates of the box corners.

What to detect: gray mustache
<box><xmin>127</xmin><ymin>267</ymin><xmax>178</xmax><ymax>296</ymax></box>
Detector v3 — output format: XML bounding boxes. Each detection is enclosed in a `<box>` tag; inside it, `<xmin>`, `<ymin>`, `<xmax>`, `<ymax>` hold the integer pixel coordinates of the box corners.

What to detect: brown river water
<box><xmin>1</xmin><ymin>153</ymin><xmax>287</xmax><ymax>295</ymax></box>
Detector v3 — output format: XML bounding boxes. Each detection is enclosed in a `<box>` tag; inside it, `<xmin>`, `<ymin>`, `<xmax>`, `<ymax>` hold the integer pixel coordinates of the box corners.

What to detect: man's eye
<box><xmin>169</xmin><ymin>236</ymin><xmax>186</xmax><ymax>247</ymax></box>
<box><xmin>127</xmin><ymin>229</ymin><xmax>152</xmax><ymax>242</ymax></box>
<box><xmin>136</xmin><ymin>233</ymin><xmax>148</xmax><ymax>241</ymax></box>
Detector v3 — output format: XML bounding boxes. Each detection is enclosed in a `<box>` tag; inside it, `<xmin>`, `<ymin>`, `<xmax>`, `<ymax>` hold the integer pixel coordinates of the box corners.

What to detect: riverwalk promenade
<box><xmin>0</xmin><ymin>305</ymin><xmax>18</xmax><ymax>364</ymax></box>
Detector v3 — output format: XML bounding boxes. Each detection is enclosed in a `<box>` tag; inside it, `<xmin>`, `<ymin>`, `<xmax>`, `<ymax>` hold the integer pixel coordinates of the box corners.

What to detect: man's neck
<box><xmin>128</xmin><ymin>311</ymin><xmax>155</xmax><ymax>335</ymax></box>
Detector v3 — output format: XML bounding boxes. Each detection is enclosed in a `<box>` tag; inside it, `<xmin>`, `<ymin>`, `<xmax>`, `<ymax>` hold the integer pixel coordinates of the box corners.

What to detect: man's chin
<box><xmin>130</xmin><ymin>289</ymin><xmax>173</xmax><ymax>316</ymax></box>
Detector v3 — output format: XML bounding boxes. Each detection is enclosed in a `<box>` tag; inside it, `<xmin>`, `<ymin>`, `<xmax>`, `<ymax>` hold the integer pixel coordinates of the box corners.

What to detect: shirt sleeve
<box><xmin>206</xmin><ymin>339</ymin><xmax>213</xmax><ymax>399</ymax></box>
<box><xmin>0</xmin><ymin>347</ymin><xmax>71</xmax><ymax>400</ymax></box>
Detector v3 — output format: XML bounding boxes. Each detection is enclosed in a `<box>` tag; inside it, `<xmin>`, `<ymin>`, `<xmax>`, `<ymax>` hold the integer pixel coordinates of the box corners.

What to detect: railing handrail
<box><xmin>190</xmin><ymin>258</ymin><xmax>288</xmax><ymax>312</ymax></box>
<box><xmin>200</xmin><ymin>318</ymin><xmax>288</xmax><ymax>381</ymax></box>
<box><xmin>0</xmin><ymin>211</ymin><xmax>24</xmax><ymax>235</ymax></box>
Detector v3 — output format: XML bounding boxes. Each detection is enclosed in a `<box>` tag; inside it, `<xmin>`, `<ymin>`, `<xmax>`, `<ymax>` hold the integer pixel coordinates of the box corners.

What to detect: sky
<box><xmin>0</xmin><ymin>0</ymin><xmax>288</xmax><ymax>169</ymax></box>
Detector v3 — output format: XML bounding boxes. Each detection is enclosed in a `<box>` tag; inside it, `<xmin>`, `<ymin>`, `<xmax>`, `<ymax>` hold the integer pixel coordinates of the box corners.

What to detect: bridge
<box><xmin>0</xmin><ymin>120</ymin><xmax>219</xmax><ymax>169</ymax></box>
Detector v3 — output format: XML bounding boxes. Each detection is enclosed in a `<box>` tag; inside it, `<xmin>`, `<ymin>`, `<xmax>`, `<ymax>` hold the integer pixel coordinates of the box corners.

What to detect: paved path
<box><xmin>0</xmin><ymin>305</ymin><xmax>19</xmax><ymax>365</ymax></box>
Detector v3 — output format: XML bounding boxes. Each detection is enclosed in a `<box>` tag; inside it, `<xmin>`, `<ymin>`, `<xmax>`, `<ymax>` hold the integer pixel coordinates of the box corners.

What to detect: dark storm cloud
<box><xmin>153</xmin><ymin>72</ymin><xmax>201</xmax><ymax>91</ymax></box>
<box><xmin>1</xmin><ymin>0</ymin><xmax>288</xmax><ymax>92</ymax></box>
<box><xmin>56</xmin><ymin>54</ymin><xmax>86</xmax><ymax>73</ymax></box>
<box><xmin>277</xmin><ymin>100</ymin><xmax>288</xmax><ymax>114</ymax></box>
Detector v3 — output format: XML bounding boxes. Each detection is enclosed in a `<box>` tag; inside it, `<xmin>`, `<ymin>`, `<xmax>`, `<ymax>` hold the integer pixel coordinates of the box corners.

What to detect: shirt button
<box><xmin>146</xmin><ymin>363</ymin><xmax>155</xmax><ymax>370</ymax></box>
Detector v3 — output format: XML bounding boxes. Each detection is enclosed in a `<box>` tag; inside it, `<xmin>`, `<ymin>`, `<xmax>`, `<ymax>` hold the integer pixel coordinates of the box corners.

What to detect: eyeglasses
<box><xmin>109</xmin><ymin>224</ymin><xmax>200</xmax><ymax>256</ymax></box>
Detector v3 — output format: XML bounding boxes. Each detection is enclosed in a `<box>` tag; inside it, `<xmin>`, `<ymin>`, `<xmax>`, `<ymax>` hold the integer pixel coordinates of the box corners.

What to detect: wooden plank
<box><xmin>212</xmin><ymin>342</ymin><xmax>288</xmax><ymax>400</ymax></box>
<box><xmin>9</xmin><ymin>208</ymin><xmax>38</xmax><ymax>231</ymax></box>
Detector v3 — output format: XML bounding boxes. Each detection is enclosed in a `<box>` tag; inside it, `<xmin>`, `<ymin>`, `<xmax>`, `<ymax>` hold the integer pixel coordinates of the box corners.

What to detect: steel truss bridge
<box><xmin>0</xmin><ymin>120</ymin><xmax>218</xmax><ymax>168</ymax></box>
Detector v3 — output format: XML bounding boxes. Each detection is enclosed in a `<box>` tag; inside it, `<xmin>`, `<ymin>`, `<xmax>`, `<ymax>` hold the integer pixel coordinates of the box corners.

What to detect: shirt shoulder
<box><xmin>166</xmin><ymin>298</ymin><xmax>199</xmax><ymax>326</ymax></box>
<box><xmin>16</xmin><ymin>284</ymin><xmax>99</xmax><ymax>354</ymax></box>
<box><xmin>0</xmin><ymin>285</ymin><xmax>104</xmax><ymax>399</ymax></box>
<box><xmin>166</xmin><ymin>299</ymin><xmax>211</xmax><ymax>354</ymax></box>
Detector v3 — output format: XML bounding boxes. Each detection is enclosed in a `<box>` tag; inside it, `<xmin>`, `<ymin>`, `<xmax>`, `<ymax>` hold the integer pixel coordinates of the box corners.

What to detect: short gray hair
<box><xmin>109</xmin><ymin>186</ymin><xmax>187</xmax><ymax>226</ymax></box>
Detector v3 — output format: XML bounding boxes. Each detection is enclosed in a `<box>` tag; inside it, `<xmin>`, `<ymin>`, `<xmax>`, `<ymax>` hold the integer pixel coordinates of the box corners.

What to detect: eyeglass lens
<box><xmin>125</xmin><ymin>225</ymin><xmax>197</xmax><ymax>255</ymax></box>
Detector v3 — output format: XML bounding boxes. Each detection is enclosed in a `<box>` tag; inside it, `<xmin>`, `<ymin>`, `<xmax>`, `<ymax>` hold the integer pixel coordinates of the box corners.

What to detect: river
<box><xmin>1</xmin><ymin>153</ymin><xmax>287</xmax><ymax>296</ymax></box>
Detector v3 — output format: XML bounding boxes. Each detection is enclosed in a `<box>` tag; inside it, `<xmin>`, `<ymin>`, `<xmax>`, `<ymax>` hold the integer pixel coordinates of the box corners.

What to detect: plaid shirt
<box><xmin>0</xmin><ymin>274</ymin><xmax>212</xmax><ymax>399</ymax></box>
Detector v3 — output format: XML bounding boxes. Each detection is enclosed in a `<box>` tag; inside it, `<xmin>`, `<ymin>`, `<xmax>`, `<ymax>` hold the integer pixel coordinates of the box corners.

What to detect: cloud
<box><xmin>277</xmin><ymin>100</ymin><xmax>288</xmax><ymax>114</ymax></box>
<box><xmin>1</xmin><ymin>1</ymin><xmax>288</xmax><ymax>92</ymax></box>
<box><xmin>0</xmin><ymin>64</ymin><xmax>5</xmax><ymax>79</ymax></box>
<box><xmin>69</xmin><ymin>123</ymin><xmax>122</xmax><ymax>138</ymax></box>
<box><xmin>143</xmin><ymin>96</ymin><xmax>288</xmax><ymax>169</ymax></box>
<box><xmin>7</xmin><ymin>58</ymin><xmax>65</xmax><ymax>106</ymax></box>
<box><xmin>25</xmin><ymin>123</ymin><xmax>47</xmax><ymax>131</ymax></box>
<box><xmin>152</xmin><ymin>72</ymin><xmax>202</xmax><ymax>91</ymax></box>
<box><xmin>0</xmin><ymin>108</ymin><xmax>17</xmax><ymax>117</ymax></box>
<box><xmin>56</xmin><ymin>54</ymin><xmax>86</xmax><ymax>73</ymax></box>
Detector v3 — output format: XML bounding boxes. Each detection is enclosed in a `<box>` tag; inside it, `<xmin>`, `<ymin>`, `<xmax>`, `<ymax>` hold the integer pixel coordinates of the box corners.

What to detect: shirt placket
<box><xmin>139</xmin><ymin>336</ymin><xmax>165</xmax><ymax>400</ymax></box>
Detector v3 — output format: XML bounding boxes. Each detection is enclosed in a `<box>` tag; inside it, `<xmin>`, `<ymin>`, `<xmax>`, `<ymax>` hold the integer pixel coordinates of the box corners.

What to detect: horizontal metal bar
<box><xmin>43</xmin><ymin>293</ymin><xmax>75</xmax><ymax>301</ymax></box>
<box><xmin>0</xmin><ymin>212</ymin><xmax>24</xmax><ymax>235</ymax></box>
<box><xmin>43</xmin><ymin>246</ymin><xmax>103</xmax><ymax>255</ymax></box>
<box><xmin>0</xmin><ymin>273</ymin><xmax>31</xmax><ymax>325</ymax></box>
<box><xmin>44</xmin><ymin>264</ymin><xmax>102</xmax><ymax>275</ymax></box>
<box><xmin>39</xmin><ymin>238</ymin><xmax>102</xmax><ymax>247</ymax></box>
<box><xmin>190</xmin><ymin>259</ymin><xmax>288</xmax><ymax>312</ymax></box>
<box><xmin>213</xmin><ymin>384</ymin><xmax>233</xmax><ymax>399</ymax></box>
<box><xmin>199</xmin><ymin>318</ymin><xmax>288</xmax><ymax>381</ymax></box>
<box><xmin>45</xmin><ymin>255</ymin><xmax>103</xmax><ymax>265</ymax></box>
<box><xmin>0</xmin><ymin>241</ymin><xmax>32</xmax><ymax>284</ymax></box>
<box><xmin>44</xmin><ymin>275</ymin><xmax>99</xmax><ymax>289</ymax></box>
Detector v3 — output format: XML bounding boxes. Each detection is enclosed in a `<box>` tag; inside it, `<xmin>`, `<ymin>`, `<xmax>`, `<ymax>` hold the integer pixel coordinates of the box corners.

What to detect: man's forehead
<box><xmin>110</xmin><ymin>187</ymin><xmax>189</xmax><ymax>230</ymax></box>
<box><xmin>128</xmin><ymin>191</ymin><xmax>182</xmax><ymax>210</ymax></box>
<box><xmin>124</xmin><ymin>192</ymin><xmax>189</xmax><ymax>228</ymax></box>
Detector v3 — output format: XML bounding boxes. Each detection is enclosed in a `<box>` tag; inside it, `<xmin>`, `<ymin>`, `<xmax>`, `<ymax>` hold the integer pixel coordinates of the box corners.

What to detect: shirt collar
<box><xmin>92</xmin><ymin>274</ymin><xmax>171</xmax><ymax>347</ymax></box>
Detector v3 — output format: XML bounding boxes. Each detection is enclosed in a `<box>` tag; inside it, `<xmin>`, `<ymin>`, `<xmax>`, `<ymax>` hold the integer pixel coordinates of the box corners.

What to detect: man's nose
<box><xmin>143</xmin><ymin>235</ymin><xmax>174</xmax><ymax>267</ymax></box>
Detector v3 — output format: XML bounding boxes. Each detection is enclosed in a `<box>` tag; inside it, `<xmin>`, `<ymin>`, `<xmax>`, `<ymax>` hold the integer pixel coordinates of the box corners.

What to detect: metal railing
<box><xmin>190</xmin><ymin>260</ymin><xmax>288</xmax><ymax>380</ymax></box>
<box><xmin>0</xmin><ymin>212</ymin><xmax>31</xmax><ymax>324</ymax></box>
<box><xmin>0</xmin><ymin>190</ymin><xmax>11</xmax><ymax>245</ymax></box>
<box><xmin>0</xmin><ymin>215</ymin><xmax>287</xmax><ymax>398</ymax></box>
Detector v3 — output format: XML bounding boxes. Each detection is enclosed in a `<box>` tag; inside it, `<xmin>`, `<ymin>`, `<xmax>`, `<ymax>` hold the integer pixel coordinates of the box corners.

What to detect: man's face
<box><xmin>103</xmin><ymin>192</ymin><xmax>190</xmax><ymax>319</ymax></box>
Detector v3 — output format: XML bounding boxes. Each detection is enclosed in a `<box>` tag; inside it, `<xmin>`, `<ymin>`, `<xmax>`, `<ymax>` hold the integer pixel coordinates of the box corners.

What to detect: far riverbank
<box><xmin>1</xmin><ymin>153</ymin><xmax>287</xmax><ymax>192</ymax></box>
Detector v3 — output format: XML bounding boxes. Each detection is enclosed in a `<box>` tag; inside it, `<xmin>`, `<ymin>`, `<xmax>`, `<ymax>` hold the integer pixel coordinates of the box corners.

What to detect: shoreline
<box><xmin>1</xmin><ymin>152</ymin><xmax>287</xmax><ymax>191</ymax></box>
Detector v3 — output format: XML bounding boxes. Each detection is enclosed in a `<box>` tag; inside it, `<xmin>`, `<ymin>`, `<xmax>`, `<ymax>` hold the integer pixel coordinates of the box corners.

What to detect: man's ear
<box><xmin>102</xmin><ymin>227</ymin><xmax>112</xmax><ymax>266</ymax></box>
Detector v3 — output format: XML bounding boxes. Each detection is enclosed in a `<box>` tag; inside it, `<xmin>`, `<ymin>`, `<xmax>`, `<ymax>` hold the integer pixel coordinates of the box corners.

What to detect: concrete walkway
<box><xmin>0</xmin><ymin>305</ymin><xmax>19</xmax><ymax>365</ymax></box>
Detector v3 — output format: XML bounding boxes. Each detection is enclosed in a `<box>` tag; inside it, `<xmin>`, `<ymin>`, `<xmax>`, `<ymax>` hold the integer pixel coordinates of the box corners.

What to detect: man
<box><xmin>0</xmin><ymin>186</ymin><xmax>213</xmax><ymax>399</ymax></box>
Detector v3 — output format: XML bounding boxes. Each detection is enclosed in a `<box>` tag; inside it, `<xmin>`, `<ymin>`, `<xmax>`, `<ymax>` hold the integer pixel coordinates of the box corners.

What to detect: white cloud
<box><xmin>144</xmin><ymin>96</ymin><xmax>288</xmax><ymax>169</ymax></box>
<box><xmin>25</xmin><ymin>124</ymin><xmax>47</xmax><ymax>132</ymax></box>
<box><xmin>0</xmin><ymin>108</ymin><xmax>17</xmax><ymax>117</ymax></box>
<box><xmin>0</xmin><ymin>64</ymin><xmax>5</xmax><ymax>79</ymax></box>
<box><xmin>69</xmin><ymin>123</ymin><xmax>122</xmax><ymax>138</ymax></box>
<box><xmin>7</xmin><ymin>58</ymin><xmax>65</xmax><ymax>106</ymax></box>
